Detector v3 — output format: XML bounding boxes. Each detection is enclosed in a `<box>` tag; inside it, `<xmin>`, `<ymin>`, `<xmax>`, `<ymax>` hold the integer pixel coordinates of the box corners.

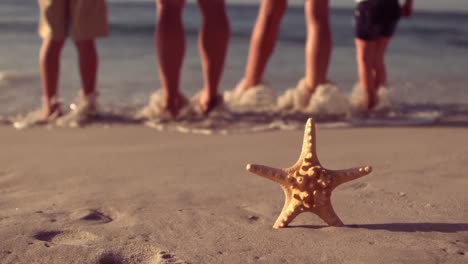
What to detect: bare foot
<box><xmin>233</xmin><ymin>79</ymin><xmax>261</xmax><ymax>97</ymax></box>
<box><xmin>41</xmin><ymin>98</ymin><xmax>62</xmax><ymax>120</ymax></box>
<box><xmin>303</xmin><ymin>80</ymin><xmax>317</xmax><ymax>96</ymax></box>
<box><xmin>198</xmin><ymin>89</ymin><xmax>220</xmax><ymax>115</ymax></box>
<box><xmin>162</xmin><ymin>92</ymin><xmax>186</xmax><ymax>118</ymax></box>
<box><xmin>366</xmin><ymin>90</ymin><xmax>378</xmax><ymax>110</ymax></box>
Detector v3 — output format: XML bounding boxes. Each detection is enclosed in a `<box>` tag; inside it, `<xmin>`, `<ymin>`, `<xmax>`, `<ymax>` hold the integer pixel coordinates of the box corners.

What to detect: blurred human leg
<box><xmin>74</xmin><ymin>40</ymin><xmax>98</xmax><ymax>97</ymax></box>
<box><xmin>155</xmin><ymin>0</ymin><xmax>186</xmax><ymax>116</ymax></box>
<box><xmin>355</xmin><ymin>38</ymin><xmax>378</xmax><ymax>110</ymax></box>
<box><xmin>304</xmin><ymin>0</ymin><xmax>331</xmax><ymax>93</ymax></box>
<box><xmin>242</xmin><ymin>0</ymin><xmax>287</xmax><ymax>90</ymax></box>
<box><xmin>39</xmin><ymin>38</ymin><xmax>65</xmax><ymax>117</ymax></box>
<box><xmin>374</xmin><ymin>37</ymin><xmax>391</xmax><ymax>89</ymax></box>
<box><xmin>37</xmin><ymin>0</ymin><xmax>68</xmax><ymax>118</ymax></box>
<box><xmin>197</xmin><ymin>0</ymin><xmax>230</xmax><ymax>113</ymax></box>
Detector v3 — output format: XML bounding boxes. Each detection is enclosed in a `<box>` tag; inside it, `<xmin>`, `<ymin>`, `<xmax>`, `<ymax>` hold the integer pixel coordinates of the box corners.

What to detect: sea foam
<box><xmin>277</xmin><ymin>79</ymin><xmax>351</xmax><ymax>118</ymax></box>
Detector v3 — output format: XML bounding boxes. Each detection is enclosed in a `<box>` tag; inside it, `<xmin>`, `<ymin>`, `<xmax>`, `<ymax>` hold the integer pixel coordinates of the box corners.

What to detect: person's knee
<box><xmin>198</xmin><ymin>0</ymin><xmax>226</xmax><ymax>16</ymax></box>
<box><xmin>375</xmin><ymin>50</ymin><xmax>384</xmax><ymax>63</ymax></box>
<box><xmin>198</xmin><ymin>1</ymin><xmax>230</xmax><ymax>30</ymax></box>
<box><xmin>271</xmin><ymin>0</ymin><xmax>287</xmax><ymax>17</ymax></box>
<box><xmin>74</xmin><ymin>40</ymin><xmax>97</xmax><ymax>52</ymax></box>
<box><xmin>204</xmin><ymin>15</ymin><xmax>230</xmax><ymax>35</ymax></box>
<box><xmin>157</xmin><ymin>0</ymin><xmax>185</xmax><ymax>27</ymax></box>
<box><xmin>358</xmin><ymin>53</ymin><xmax>373</xmax><ymax>68</ymax></box>
<box><xmin>42</xmin><ymin>38</ymin><xmax>65</xmax><ymax>52</ymax></box>
<box><xmin>305</xmin><ymin>0</ymin><xmax>329</xmax><ymax>24</ymax></box>
<box><xmin>157</xmin><ymin>0</ymin><xmax>185</xmax><ymax>12</ymax></box>
<box><xmin>74</xmin><ymin>39</ymin><xmax>95</xmax><ymax>46</ymax></box>
<box><xmin>197</xmin><ymin>0</ymin><xmax>225</xmax><ymax>9</ymax></box>
<box><xmin>375</xmin><ymin>48</ymin><xmax>386</xmax><ymax>62</ymax></box>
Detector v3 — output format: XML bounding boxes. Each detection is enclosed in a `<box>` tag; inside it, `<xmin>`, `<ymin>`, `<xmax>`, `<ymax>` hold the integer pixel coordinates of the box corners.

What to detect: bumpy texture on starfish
<box><xmin>246</xmin><ymin>118</ymin><xmax>372</xmax><ymax>229</ymax></box>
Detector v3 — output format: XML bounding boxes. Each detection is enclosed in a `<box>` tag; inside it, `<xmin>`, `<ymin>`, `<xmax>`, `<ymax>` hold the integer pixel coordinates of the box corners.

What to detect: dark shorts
<box><xmin>354</xmin><ymin>0</ymin><xmax>400</xmax><ymax>41</ymax></box>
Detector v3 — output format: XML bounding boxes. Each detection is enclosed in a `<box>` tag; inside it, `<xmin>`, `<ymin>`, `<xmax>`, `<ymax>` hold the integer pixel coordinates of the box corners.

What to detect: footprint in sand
<box><xmin>97</xmin><ymin>249</ymin><xmax>186</xmax><ymax>264</ymax></box>
<box><xmin>71</xmin><ymin>209</ymin><xmax>114</xmax><ymax>224</ymax></box>
<box><xmin>153</xmin><ymin>251</ymin><xmax>186</xmax><ymax>264</ymax></box>
<box><xmin>441</xmin><ymin>240</ymin><xmax>467</xmax><ymax>257</ymax></box>
<box><xmin>80</xmin><ymin>210</ymin><xmax>113</xmax><ymax>223</ymax></box>
<box><xmin>98</xmin><ymin>252</ymin><xmax>125</xmax><ymax>264</ymax></box>
<box><xmin>33</xmin><ymin>230</ymin><xmax>98</xmax><ymax>246</ymax></box>
<box><xmin>33</xmin><ymin>230</ymin><xmax>63</xmax><ymax>242</ymax></box>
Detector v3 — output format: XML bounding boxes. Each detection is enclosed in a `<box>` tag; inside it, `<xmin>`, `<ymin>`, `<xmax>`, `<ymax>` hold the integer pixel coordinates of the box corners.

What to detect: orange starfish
<box><xmin>246</xmin><ymin>118</ymin><xmax>372</xmax><ymax>228</ymax></box>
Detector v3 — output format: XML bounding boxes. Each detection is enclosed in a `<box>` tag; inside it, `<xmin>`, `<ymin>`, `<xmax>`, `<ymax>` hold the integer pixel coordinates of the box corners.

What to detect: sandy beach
<box><xmin>0</xmin><ymin>125</ymin><xmax>467</xmax><ymax>263</ymax></box>
<box><xmin>1</xmin><ymin>0</ymin><xmax>467</xmax><ymax>263</ymax></box>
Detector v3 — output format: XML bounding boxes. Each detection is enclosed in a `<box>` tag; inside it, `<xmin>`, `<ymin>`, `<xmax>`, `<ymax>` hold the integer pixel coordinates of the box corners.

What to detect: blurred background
<box><xmin>1</xmin><ymin>0</ymin><xmax>467</xmax><ymax>116</ymax></box>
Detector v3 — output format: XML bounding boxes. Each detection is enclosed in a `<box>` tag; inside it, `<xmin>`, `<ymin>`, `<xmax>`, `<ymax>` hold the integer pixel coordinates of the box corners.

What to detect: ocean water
<box><xmin>1</xmin><ymin>1</ymin><xmax>467</xmax><ymax>131</ymax></box>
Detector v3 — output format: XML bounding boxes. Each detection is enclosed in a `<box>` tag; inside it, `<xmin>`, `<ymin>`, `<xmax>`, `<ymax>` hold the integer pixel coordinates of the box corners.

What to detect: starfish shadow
<box><xmin>290</xmin><ymin>223</ymin><xmax>468</xmax><ymax>233</ymax></box>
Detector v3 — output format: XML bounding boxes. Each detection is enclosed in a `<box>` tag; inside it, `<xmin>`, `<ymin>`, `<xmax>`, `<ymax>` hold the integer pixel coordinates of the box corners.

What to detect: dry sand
<box><xmin>0</xmin><ymin>125</ymin><xmax>467</xmax><ymax>263</ymax></box>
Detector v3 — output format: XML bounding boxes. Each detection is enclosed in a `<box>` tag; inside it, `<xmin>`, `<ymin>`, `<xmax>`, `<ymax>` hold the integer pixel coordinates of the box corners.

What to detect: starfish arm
<box><xmin>314</xmin><ymin>201</ymin><xmax>344</xmax><ymax>226</ymax></box>
<box><xmin>294</xmin><ymin>118</ymin><xmax>321</xmax><ymax>169</ymax></box>
<box><xmin>246</xmin><ymin>164</ymin><xmax>289</xmax><ymax>185</ymax></box>
<box><xmin>273</xmin><ymin>197</ymin><xmax>302</xmax><ymax>229</ymax></box>
<box><xmin>279</xmin><ymin>186</ymin><xmax>292</xmax><ymax>217</ymax></box>
<box><xmin>329</xmin><ymin>166</ymin><xmax>372</xmax><ymax>188</ymax></box>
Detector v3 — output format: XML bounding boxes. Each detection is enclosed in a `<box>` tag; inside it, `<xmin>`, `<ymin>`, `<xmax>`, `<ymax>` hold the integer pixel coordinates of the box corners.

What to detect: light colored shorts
<box><xmin>38</xmin><ymin>0</ymin><xmax>109</xmax><ymax>41</ymax></box>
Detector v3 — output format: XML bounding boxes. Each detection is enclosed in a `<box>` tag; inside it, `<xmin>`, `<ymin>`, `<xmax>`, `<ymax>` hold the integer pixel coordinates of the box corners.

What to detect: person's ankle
<box><xmin>81</xmin><ymin>90</ymin><xmax>97</xmax><ymax>98</ymax></box>
<box><xmin>161</xmin><ymin>90</ymin><xmax>184</xmax><ymax>117</ymax></box>
<box><xmin>199</xmin><ymin>89</ymin><xmax>220</xmax><ymax>114</ymax></box>
<box><xmin>242</xmin><ymin>78</ymin><xmax>262</xmax><ymax>90</ymax></box>
<box><xmin>366</xmin><ymin>91</ymin><xmax>378</xmax><ymax>110</ymax></box>
<box><xmin>41</xmin><ymin>100</ymin><xmax>59</xmax><ymax>119</ymax></box>
<box><xmin>201</xmin><ymin>86</ymin><xmax>217</xmax><ymax>98</ymax></box>
<box><xmin>42</xmin><ymin>94</ymin><xmax>59</xmax><ymax>106</ymax></box>
<box><xmin>303</xmin><ymin>80</ymin><xmax>316</xmax><ymax>94</ymax></box>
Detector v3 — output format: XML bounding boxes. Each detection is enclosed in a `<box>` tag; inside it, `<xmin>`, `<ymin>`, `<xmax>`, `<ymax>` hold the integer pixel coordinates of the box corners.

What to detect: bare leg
<box><xmin>374</xmin><ymin>37</ymin><xmax>391</xmax><ymax>89</ymax></box>
<box><xmin>155</xmin><ymin>0</ymin><xmax>186</xmax><ymax>117</ymax></box>
<box><xmin>242</xmin><ymin>0</ymin><xmax>287</xmax><ymax>89</ymax></box>
<box><xmin>39</xmin><ymin>38</ymin><xmax>65</xmax><ymax>117</ymax></box>
<box><xmin>355</xmin><ymin>38</ymin><xmax>377</xmax><ymax>110</ymax></box>
<box><xmin>304</xmin><ymin>0</ymin><xmax>331</xmax><ymax>92</ymax></box>
<box><xmin>74</xmin><ymin>40</ymin><xmax>98</xmax><ymax>97</ymax></box>
<box><xmin>197</xmin><ymin>0</ymin><xmax>230</xmax><ymax>113</ymax></box>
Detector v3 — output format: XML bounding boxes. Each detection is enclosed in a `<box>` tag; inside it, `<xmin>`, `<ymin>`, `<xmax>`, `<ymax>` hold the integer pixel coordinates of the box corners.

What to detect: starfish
<box><xmin>246</xmin><ymin>118</ymin><xmax>372</xmax><ymax>229</ymax></box>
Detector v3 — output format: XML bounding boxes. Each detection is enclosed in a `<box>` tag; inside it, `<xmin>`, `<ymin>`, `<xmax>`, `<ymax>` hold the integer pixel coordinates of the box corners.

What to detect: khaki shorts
<box><xmin>38</xmin><ymin>0</ymin><xmax>109</xmax><ymax>41</ymax></box>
